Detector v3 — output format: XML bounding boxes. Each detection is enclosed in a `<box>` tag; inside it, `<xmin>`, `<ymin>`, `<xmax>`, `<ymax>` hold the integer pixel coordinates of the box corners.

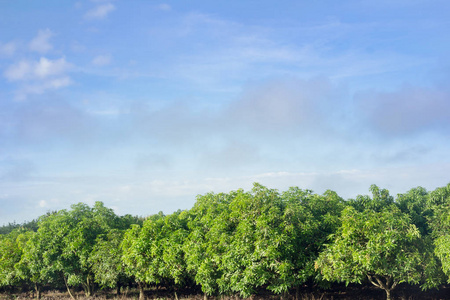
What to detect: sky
<box><xmin>1</xmin><ymin>0</ymin><xmax>450</xmax><ymax>224</ymax></box>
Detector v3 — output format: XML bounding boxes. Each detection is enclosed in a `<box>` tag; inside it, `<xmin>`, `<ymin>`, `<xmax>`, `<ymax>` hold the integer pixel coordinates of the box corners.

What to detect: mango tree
<box><xmin>32</xmin><ymin>210</ymin><xmax>74</xmax><ymax>297</ymax></box>
<box><xmin>89</xmin><ymin>229</ymin><xmax>129</xmax><ymax>295</ymax></box>
<box><xmin>315</xmin><ymin>206</ymin><xmax>440</xmax><ymax>300</ymax></box>
<box><xmin>428</xmin><ymin>184</ymin><xmax>450</xmax><ymax>283</ymax></box>
<box><xmin>348</xmin><ymin>184</ymin><xmax>394</xmax><ymax>212</ymax></box>
<box><xmin>121</xmin><ymin>211</ymin><xmax>190</xmax><ymax>299</ymax></box>
<box><xmin>15</xmin><ymin>230</ymin><xmax>48</xmax><ymax>299</ymax></box>
<box><xmin>282</xmin><ymin>188</ymin><xmax>344</xmax><ymax>296</ymax></box>
<box><xmin>0</xmin><ymin>229</ymin><xmax>25</xmax><ymax>291</ymax></box>
<box><xmin>214</xmin><ymin>184</ymin><xmax>298</xmax><ymax>297</ymax></box>
<box><xmin>32</xmin><ymin>202</ymin><xmax>122</xmax><ymax>298</ymax></box>
<box><xmin>121</xmin><ymin>223</ymin><xmax>148</xmax><ymax>300</ymax></box>
<box><xmin>184</xmin><ymin>184</ymin><xmax>345</xmax><ymax>298</ymax></box>
<box><xmin>183</xmin><ymin>191</ymin><xmax>234</xmax><ymax>296</ymax></box>
<box><xmin>396</xmin><ymin>186</ymin><xmax>432</xmax><ymax>235</ymax></box>
<box><xmin>62</xmin><ymin>202</ymin><xmax>121</xmax><ymax>297</ymax></box>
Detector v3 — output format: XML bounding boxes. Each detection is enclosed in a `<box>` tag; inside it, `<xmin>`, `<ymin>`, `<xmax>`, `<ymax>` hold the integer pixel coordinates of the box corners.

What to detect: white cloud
<box><xmin>13</xmin><ymin>77</ymin><xmax>72</xmax><ymax>101</ymax></box>
<box><xmin>228</xmin><ymin>77</ymin><xmax>343</xmax><ymax>132</ymax></box>
<box><xmin>34</xmin><ymin>57</ymin><xmax>71</xmax><ymax>79</ymax></box>
<box><xmin>84</xmin><ymin>3</ymin><xmax>116</xmax><ymax>20</ymax></box>
<box><xmin>46</xmin><ymin>76</ymin><xmax>72</xmax><ymax>89</ymax></box>
<box><xmin>29</xmin><ymin>29</ymin><xmax>53</xmax><ymax>53</ymax></box>
<box><xmin>92</xmin><ymin>54</ymin><xmax>112</xmax><ymax>66</ymax></box>
<box><xmin>157</xmin><ymin>4</ymin><xmax>171</xmax><ymax>11</ymax></box>
<box><xmin>13</xmin><ymin>98</ymin><xmax>91</xmax><ymax>142</ymax></box>
<box><xmin>357</xmin><ymin>85</ymin><xmax>450</xmax><ymax>136</ymax></box>
<box><xmin>4</xmin><ymin>57</ymin><xmax>73</xmax><ymax>100</ymax></box>
<box><xmin>4</xmin><ymin>61</ymin><xmax>32</xmax><ymax>81</ymax></box>
<box><xmin>18</xmin><ymin>77</ymin><xmax>73</xmax><ymax>97</ymax></box>
<box><xmin>0</xmin><ymin>41</ymin><xmax>16</xmax><ymax>56</ymax></box>
<box><xmin>4</xmin><ymin>57</ymin><xmax>71</xmax><ymax>82</ymax></box>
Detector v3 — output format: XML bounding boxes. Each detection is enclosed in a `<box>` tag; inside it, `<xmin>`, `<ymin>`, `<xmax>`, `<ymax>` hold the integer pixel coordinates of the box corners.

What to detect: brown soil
<box><xmin>1</xmin><ymin>284</ymin><xmax>449</xmax><ymax>300</ymax></box>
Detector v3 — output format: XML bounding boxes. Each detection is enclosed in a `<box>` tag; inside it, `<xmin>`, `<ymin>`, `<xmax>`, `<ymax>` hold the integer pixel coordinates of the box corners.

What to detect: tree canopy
<box><xmin>1</xmin><ymin>183</ymin><xmax>450</xmax><ymax>300</ymax></box>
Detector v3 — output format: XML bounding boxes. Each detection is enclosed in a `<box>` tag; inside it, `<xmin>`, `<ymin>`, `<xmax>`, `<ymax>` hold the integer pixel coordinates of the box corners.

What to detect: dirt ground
<box><xmin>1</xmin><ymin>284</ymin><xmax>450</xmax><ymax>300</ymax></box>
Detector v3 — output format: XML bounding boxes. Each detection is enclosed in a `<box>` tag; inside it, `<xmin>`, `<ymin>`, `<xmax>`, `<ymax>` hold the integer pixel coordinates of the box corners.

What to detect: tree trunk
<box><xmin>384</xmin><ymin>288</ymin><xmax>391</xmax><ymax>300</ymax></box>
<box><xmin>367</xmin><ymin>275</ymin><xmax>397</xmax><ymax>300</ymax></box>
<box><xmin>116</xmin><ymin>281</ymin><xmax>121</xmax><ymax>296</ymax></box>
<box><xmin>86</xmin><ymin>275</ymin><xmax>95</xmax><ymax>297</ymax></box>
<box><xmin>63</xmin><ymin>274</ymin><xmax>76</xmax><ymax>300</ymax></box>
<box><xmin>138</xmin><ymin>282</ymin><xmax>145</xmax><ymax>300</ymax></box>
<box><xmin>34</xmin><ymin>282</ymin><xmax>41</xmax><ymax>300</ymax></box>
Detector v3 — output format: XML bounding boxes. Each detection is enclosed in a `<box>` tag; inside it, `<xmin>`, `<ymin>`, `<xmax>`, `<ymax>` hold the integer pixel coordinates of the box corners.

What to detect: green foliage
<box><xmin>427</xmin><ymin>183</ymin><xmax>450</xmax><ymax>208</ymax></box>
<box><xmin>0</xmin><ymin>229</ymin><xmax>24</xmax><ymax>287</ymax></box>
<box><xmin>396</xmin><ymin>186</ymin><xmax>432</xmax><ymax>235</ymax></box>
<box><xmin>0</xmin><ymin>219</ymin><xmax>39</xmax><ymax>235</ymax></box>
<box><xmin>121</xmin><ymin>224</ymin><xmax>145</xmax><ymax>284</ymax></box>
<box><xmin>23</xmin><ymin>202</ymin><xmax>133</xmax><ymax>297</ymax></box>
<box><xmin>348</xmin><ymin>184</ymin><xmax>394</xmax><ymax>212</ymax></box>
<box><xmin>315</xmin><ymin>205</ymin><xmax>441</xmax><ymax>299</ymax></box>
<box><xmin>121</xmin><ymin>210</ymin><xmax>190</xmax><ymax>289</ymax></box>
<box><xmin>428</xmin><ymin>184</ymin><xmax>450</xmax><ymax>283</ymax></box>
<box><xmin>3</xmin><ymin>183</ymin><xmax>450</xmax><ymax>299</ymax></box>
<box><xmin>184</xmin><ymin>183</ymin><xmax>344</xmax><ymax>297</ymax></box>
<box><xmin>218</xmin><ymin>184</ymin><xmax>288</xmax><ymax>297</ymax></box>
<box><xmin>89</xmin><ymin>229</ymin><xmax>128</xmax><ymax>290</ymax></box>
<box><xmin>282</xmin><ymin>188</ymin><xmax>345</xmax><ymax>287</ymax></box>
<box><xmin>14</xmin><ymin>229</ymin><xmax>48</xmax><ymax>298</ymax></box>
<box><xmin>183</xmin><ymin>190</ymin><xmax>234</xmax><ymax>295</ymax></box>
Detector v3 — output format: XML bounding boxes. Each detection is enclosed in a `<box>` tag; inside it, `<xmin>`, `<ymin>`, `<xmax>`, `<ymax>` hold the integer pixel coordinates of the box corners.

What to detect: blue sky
<box><xmin>1</xmin><ymin>0</ymin><xmax>450</xmax><ymax>224</ymax></box>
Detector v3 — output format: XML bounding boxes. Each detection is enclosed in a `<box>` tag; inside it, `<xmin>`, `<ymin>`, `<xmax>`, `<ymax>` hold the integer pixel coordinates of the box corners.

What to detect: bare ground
<box><xmin>1</xmin><ymin>284</ymin><xmax>449</xmax><ymax>300</ymax></box>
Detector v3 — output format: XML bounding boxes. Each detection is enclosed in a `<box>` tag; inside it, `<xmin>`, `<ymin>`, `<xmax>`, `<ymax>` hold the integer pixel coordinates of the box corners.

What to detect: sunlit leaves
<box><xmin>315</xmin><ymin>205</ymin><xmax>441</xmax><ymax>299</ymax></box>
<box><xmin>2</xmin><ymin>182</ymin><xmax>450</xmax><ymax>299</ymax></box>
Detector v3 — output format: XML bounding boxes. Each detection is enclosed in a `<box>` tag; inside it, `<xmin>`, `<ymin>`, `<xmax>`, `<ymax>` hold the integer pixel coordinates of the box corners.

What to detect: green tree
<box><xmin>0</xmin><ymin>229</ymin><xmax>24</xmax><ymax>290</ymax></box>
<box><xmin>31</xmin><ymin>210</ymin><xmax>71</xmax><ymax>296</ymax></box>
<box><xmin>217</xmin><ymin>184</ymin><xmax>288</xmax><ymax>297</ymax></box>
<box><xmin>428</xmin><ymin>184</ymin><xmax>450</xmax><ymax>283</ymax></box>
<box><xmin>29</xmin><ymin>202</ymin><xmax>122</xmax><ymax>299</ymax></box>
<box><xmin>121</xmin><ymin>211</ymin><xmax>190</xmax><ymax>299</ymax></box>
<box><xmin>14</xmin><ymin>230</ymin><xmax>47</xmax><ymax>299</ymax></box>
<box><xmin>62</xmin><ymin>202</ymin><xmax>122</xmax><ymax>297</ymax></box>
<box><xmin>89</xmin><ymin>229</ymin><xmax>129</xmax><ymax>295</ymax></box>
<box><xmin>0</xmin><ymin>219</ymin><xmax>39</xmax><ymax>235</ymax></box>
<box><xmin>183</xmin><ymin>184</ymin><xmax>344</xmax><ymax>298</ymax></box>
<box><xmin>427</xmin><ymin>183</ymin><xmax>450</xmax><ymax>208</ymax></box>
<box><xmin>348</xmin><ymin>184</ymin><xmax>394</xmax><ymax>212</ymax></box>
<box><xmin>183</xmin><ymin>191</ymin><xmax>234</xmax><ymax>296</ymax></box>
<box><xmin>282</xmin><ymin>188</ymin><xmax>344</xmax><ymax>295</ymax></box>
<box><xmin>121</xmin><ymin>223</ymin><xmax>147</xmax><ymax>300</ymax></box>
<box><xmin>396</xmin><ymin>186</ymin><xmax>432</xmax><ymax>235</ymax></box>
<box><xmin>315</xmin><ymin>206</ymin><xmax>440</xmax><ymax>300</ymax></box>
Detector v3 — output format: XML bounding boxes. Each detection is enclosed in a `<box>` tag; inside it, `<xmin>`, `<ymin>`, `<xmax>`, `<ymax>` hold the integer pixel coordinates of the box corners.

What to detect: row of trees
<box><xmin>1</xmin><ymin>183</ymin><xmax>450</xmax><ymax>300</ymax></box>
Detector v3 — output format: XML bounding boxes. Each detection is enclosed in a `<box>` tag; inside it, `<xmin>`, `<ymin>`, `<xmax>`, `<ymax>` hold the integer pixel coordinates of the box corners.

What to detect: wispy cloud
<box><xmin>157</xmin><ymin>4</ymin><xmax>171</xmax><ymax>11</ymax></box>
<box><xmin>228</xmin><ymin>77</ymin><xmax>338</xmax><ymax>130</ymax></box>
<box><xmin>0</xmin><ymin>158</ymin><xmax>36</xmax><ymax>181</ymax></box>
<box><xmin>357</xmin><ymin>85</ymin><xmax>450</xmax><ymax>136</ymax></box>
<box><xmin>1</xmin><ymin>0</ymin><xmax>449</xmax><ymax>225</ymax></box>
<box><xmin>92</xmin><ymin>54</ymin><xmax>112</xmax><ymax>66</ymax></box>
<box><xmin>0</xmin><ymin>41</ymin><xmax>16</xmax><ymax>56</ymax></box>
<box><xmin>13</xmin><ymin>98</ymin><xmax>93</xmax><ymax>143</ymax></box>
<box><xmin>4</xmin><ymin>57</ymin><xmax>73</xmax><ymax>99</ymax></box>
<box><xmin>17</xmin><ymin>77</ymin><xmax>73</xmax><ymax>99</ymax></box>
<box><xmin>84</xmin><ymin>3</ymin><xmax>116</xmax><ymax>20</ymax></box>
<box><xmin>4</xmin><ymin>57</ymin><xmax>71</xmax><ymax>81</ymax></box>
<box><xmin>29</xmin><ymin>29</ymin><xmax>53</xmax><ymax>53</ymax></box>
